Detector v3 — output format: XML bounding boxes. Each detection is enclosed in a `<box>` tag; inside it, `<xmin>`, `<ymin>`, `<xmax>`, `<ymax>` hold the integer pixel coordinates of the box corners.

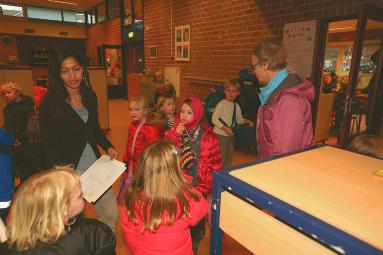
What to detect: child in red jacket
<box><xmin>164</xmin><ymin>96</ymin><xmax>223</xmax><ymax>253</ymax></box>
<box><xmin>121</xmin><ymin>140</ymin><xmax>208</xmax><ymax>255</ymax></box>
<box><xmin>118</xmin><ymin>96</ymin><xmax>162</xmax><ymax>204</ymax></box>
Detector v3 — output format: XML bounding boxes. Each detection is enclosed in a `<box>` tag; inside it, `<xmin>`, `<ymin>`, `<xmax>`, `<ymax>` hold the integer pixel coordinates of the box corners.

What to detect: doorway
<box><xmin>316</xmin><ymin>4</ymin><xmax>383</xmax><ymax>147</ymax></box>
<box><xmin>99</xmin><ymin>45</ymin><xmax>125</xmax><ymax>99</ymax></box>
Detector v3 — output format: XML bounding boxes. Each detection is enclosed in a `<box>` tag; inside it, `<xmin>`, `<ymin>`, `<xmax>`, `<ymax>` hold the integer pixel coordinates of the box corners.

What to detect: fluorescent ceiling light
<box><xmin>47</xmin><ymin>0</ymin><xmax>79</xmax><ymax>5</ymax></box>
<box><xmin>329</xmin><ymin>27</ymin><xmax>354</xmax><ymax>31</ymax></box>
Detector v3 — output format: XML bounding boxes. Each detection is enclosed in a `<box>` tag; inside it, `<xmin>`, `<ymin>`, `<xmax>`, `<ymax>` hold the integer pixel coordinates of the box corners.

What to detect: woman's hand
<box><xmin>107</xmin><ymin>147</ymin><xmax>119</xmax><ymax>160</ymax></box>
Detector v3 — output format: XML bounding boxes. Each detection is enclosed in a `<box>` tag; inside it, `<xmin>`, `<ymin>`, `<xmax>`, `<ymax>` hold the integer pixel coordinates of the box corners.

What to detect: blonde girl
<box><xmin>156</xmin><ymin>94</ymin><xmax>176</xmax><ymax>129</ymax></box>
<box><xmin>118</xmin><ymin>96</ymin><xmax>162</xmax><ymax>204</ymax></box>
<box><xmin>7</xmin><ymin>166</ymin><xmax>115</xmax><ymax>254</ymax></box>
<box><xmin>121</xmin><ymin>140</ymin><xmax>207</xmax><ymax>255</ymax></box>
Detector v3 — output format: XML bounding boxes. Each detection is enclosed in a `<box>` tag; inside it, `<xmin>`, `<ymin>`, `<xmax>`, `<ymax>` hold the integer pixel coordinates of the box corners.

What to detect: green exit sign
<box><xmin>128</xmin><ymin>32</ymin><xmax>135</xmax><ymax>38</ymax></box>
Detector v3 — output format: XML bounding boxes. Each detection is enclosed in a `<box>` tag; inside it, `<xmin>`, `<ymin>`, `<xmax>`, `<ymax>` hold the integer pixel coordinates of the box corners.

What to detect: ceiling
<box><xmin>2</xmin><ymin>0</ymin><xmax>105</xmax><ymax>11</ymax></box>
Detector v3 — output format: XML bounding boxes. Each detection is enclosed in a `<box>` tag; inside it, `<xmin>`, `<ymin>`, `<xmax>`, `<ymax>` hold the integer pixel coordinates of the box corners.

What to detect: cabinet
<box><xmin>31</xmin><ymin>50</ymin><xmax>52</xmax><ymax>65</ymax></box>
<box><xmin>211</xmin><ymin>146</ymin><xmax>383</xmax><ymax>255</ymax></box>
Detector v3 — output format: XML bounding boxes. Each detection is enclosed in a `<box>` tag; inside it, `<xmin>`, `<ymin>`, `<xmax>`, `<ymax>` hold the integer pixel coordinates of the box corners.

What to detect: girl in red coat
<box><xmin>164</xmin><ymin>96</ymin><xmax>223</xmax><ymax>254</ymax></box>
<box><xmin>117</xmin><ymin>96</ymin><xmax>162</xmax><ymax>204</ymax></box>
<box><xmin>122</xmin><ymin>140</ymin><xmax>208</xmax><ymax>255</ymax></box>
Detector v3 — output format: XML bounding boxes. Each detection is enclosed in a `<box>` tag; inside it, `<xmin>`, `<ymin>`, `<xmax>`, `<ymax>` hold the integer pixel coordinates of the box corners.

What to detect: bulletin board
<box><xmin>283</xmin><ymin>20</ymin><xmax>317</xmax><ymax>78</ymax></box>
<box><xmin>175</xmin><ymin>25</ymin><xmax>190</xmax><ymax>61</ymax></box>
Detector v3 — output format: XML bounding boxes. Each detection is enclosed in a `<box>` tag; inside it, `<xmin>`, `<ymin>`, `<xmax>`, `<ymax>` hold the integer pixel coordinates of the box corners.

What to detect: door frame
<box><xmin>314</xmin><ymin>4</ymin><xmax>383</xmax><ymax>147</ymax></box>
<box><xmin>340</xmin><ymin>4</ymin><xmax>383</xmax><ymax>146</ymax></box>
<box><xmin>312</xmin><ymin>14</ymin><xmax>356</xmax><ymax>129</ymax></box>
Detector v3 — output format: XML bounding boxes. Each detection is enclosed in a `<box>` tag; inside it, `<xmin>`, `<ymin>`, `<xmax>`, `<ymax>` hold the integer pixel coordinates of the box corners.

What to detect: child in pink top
<box><xmin>121</xmin><ymin>140</ymin><xmax>208</xmax><ymax>255</ymax></box>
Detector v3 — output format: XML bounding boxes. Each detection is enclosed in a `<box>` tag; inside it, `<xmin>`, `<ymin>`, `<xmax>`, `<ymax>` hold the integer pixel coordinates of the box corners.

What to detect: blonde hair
<box><xmin>129</xmin><ymin>96</ymin><xmax>149</xmax><ymax>110</ymax></box>
<box><xmin>347</xmin><ymin>134</ymin><xmax>383</xmax><ymax>159</ymax></box>
<box><xmin>8</xmin><ymin>166</ymin><xmax>79</xmax><ymax>251</ymax></box>
<box><xmin>253</xmin><ymin>41</ymin><xmax>287</xmax><ymax>71</ymax></box>
<box><xmin>124</xmin><ymin>140</ymin><xmax>200</xmax><ymax>232</ymax></box>
<box><xmin>156</xmin><ymin>94</ymin><xmax>175</xmax><ymax>121</ymax></box>
<box><xmin>224</xmin><ymin>80</ymin><xmax>241</xmax><ymax>92</ymax></box>
<box><xmin>0</xmin><ymin>81</ymin><xmax>22</xmax><ymax>96</ymax></box>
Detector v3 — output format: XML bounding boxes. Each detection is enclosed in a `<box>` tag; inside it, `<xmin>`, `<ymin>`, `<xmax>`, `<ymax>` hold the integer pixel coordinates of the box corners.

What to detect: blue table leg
<box><xmin>210</xmin><ymin>173</ymin><xmax>224</xmax><ymax>255</ymax></box>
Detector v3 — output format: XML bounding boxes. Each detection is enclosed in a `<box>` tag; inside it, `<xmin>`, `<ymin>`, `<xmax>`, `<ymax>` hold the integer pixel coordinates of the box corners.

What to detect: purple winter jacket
<box><xmin>256</xmin><ymin>73</ymin><xmax>315</xmax><ymax>160</ymax></box>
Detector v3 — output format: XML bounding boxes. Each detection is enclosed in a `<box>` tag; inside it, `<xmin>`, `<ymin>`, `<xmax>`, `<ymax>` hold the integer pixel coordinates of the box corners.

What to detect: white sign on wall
<box><xmin>283</xmin><ymin>20</ymin><xmax>317</xmax><ymax>78</ymax></box>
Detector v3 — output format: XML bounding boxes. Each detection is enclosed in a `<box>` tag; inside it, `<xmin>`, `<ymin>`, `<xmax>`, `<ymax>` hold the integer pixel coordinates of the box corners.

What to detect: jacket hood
<box><xmin>283</xmin><ymin>74</ymin><xmax>315</xmax><ymax>102</ymax></box>
<box><xmin>267</xmin><ymin>73</ymin><xmax>315</xmax><ymax>104</ymax></box>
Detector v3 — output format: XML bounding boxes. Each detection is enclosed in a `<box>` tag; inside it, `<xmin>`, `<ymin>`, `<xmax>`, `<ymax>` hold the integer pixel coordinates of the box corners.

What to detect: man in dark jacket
<box><xmin>251</xmin><ymin>41</ymin><xmax>314</xmax><ymax>160</ymax></box>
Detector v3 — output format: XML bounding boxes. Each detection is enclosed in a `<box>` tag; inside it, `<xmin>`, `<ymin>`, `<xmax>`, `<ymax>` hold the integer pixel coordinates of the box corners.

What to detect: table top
<box><xmin>230</xmin><ymin>146</ymin><xmax>383</xmax><ymax>251</ymax></box>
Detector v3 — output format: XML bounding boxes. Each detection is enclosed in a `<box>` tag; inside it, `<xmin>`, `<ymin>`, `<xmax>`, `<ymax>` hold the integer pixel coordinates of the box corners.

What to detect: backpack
<box><xmin>203</xmin><ymin>88</ymin><xmax>224</xmax><ymax>125</ymax></box>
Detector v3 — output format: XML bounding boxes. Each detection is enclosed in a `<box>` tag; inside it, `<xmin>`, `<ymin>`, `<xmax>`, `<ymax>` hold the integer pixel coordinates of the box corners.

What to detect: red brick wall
<box><xmin>144</xmin><ymin>0</ymin><xmax>383</xmax><ymax>101</ymax></box>
<box><xmin>85</xmin><ymin>18</ymin><xmax>121</xmax><ymax>66</ymax></box>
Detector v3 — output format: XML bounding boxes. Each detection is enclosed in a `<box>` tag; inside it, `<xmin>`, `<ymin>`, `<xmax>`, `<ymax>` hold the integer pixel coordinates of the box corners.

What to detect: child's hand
<box><xmin>246</xmin><ymin>119</ymin><xmax>254</xmax><ymax>127</ymax></box>
<box><xmin>175</xmin><ymin>122</ymin><xmax>185</xmax><ymax>134</ymax></box>
<box><xmin>107</xmin><ymin>147</ymin><xmax>119</xmax><ymax>160</ymax></box>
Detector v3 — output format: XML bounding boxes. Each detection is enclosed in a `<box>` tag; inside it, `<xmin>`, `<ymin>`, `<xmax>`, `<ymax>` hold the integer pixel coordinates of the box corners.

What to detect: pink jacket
<box><xmin>121</xmin><ymin>191</ymin><xmax>208</xmax><ymax>255</ymax></box>
<box><xmin>257</xmin><ymin>74</ymin><xmax>315</xmax><ymax>160</ymax></box>
<box><xmin>164</xmin><ymin>123</ymin><xmax>223</xmax><ymax>196</ymax></box>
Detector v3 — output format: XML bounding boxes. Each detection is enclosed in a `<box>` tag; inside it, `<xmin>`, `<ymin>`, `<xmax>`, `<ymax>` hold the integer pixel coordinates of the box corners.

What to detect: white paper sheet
<box><xmin>80</xmin><ymin>155</ymin><xmax>126</xmax><ymax>202</ymax></box>
<box><xmin>0</xmin><ymin>218</ymin><xmax>7</xmax><ymax>243</ymax></box>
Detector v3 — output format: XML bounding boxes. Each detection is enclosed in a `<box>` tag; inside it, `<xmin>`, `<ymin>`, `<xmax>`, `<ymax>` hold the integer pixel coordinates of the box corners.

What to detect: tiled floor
<box><xmin>84</xmin><ymin>99</ymin><xmax>257</xmax><ymax>254</ymax></box>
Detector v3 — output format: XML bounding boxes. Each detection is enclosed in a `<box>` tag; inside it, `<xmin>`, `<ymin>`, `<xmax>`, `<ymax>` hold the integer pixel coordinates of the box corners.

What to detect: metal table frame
<box><xmin>210</xmin><ymin>145</ymin><xmax>383</xmax><ymax>255</ymax></box>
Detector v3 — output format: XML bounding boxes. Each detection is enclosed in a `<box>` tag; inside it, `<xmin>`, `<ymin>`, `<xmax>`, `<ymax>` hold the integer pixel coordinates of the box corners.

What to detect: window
<box><xmin>134</xmin><ymin>0</ymin><xmax>142</xmax><ymax>23</ymax></box>
<box><xmin>124</xmin><ymin>0</ymin><xmax>132</xmax><ymax>25</ymax></box>
<box><xmin>0</xmin><ymin>3</ymin><xmax>23</xmax><ymax>17</ymax></box>
<box><xmin>96</xmin><ymin>3</ymin><xmax>106</xmax><ymax>23</ymax></box>
<box><xmin>108</xmin><ymin>0</ymin><xmax>120</xmax><ymax>19</ymax></box>
<box><xmin>63</xmin><ymin>11</ymin><xmax>85</xmax><ymax>23</ymax></box>
<box><xmin>27</xmin><ymin>6</ymin><xmax>62</xmax><ymax>21</ymax></box>
<box><xmin>86</xmin><ymin>9</ymin><xmax>96</xmax><ymax>24</ymax></box>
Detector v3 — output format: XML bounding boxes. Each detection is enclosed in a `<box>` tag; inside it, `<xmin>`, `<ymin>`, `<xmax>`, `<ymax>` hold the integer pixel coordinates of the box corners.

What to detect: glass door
<box><xmin>316</xmin><ymin>19</ymin><xmax>357</xmax><ymax>145</ymax></box>
<box><xmin>340</xmin><ymin>5</ymin><xmax>383</xmax><ymax>145</ymax></box>
<box><xmin>100</xmin><ymin>45</ymin><xmax>124</xmax><ymax>99</ymax></box>
<box><xmin>316</xmin><ymin>4</ymin><xmax>383</xmax><ymax>147</ymax></box>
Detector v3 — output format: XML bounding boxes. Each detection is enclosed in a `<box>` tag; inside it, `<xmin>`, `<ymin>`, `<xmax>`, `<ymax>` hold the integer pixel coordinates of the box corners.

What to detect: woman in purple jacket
<box><xmin>251</xmin><ymin>41</ymin><xmax>314</xmax><ymax>160</ymax></box>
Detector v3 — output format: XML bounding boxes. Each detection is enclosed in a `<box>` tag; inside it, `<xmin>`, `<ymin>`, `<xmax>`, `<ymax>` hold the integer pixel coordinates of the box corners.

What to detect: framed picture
<box><xmin>149</xmin><ymin>46</ymin><xmax>157</xmax><ymax>59</ymax></box>
<box><xmin>175</xmin><ymin>25</ymin><xmax>190</xmax><ymax>61</ymax></box>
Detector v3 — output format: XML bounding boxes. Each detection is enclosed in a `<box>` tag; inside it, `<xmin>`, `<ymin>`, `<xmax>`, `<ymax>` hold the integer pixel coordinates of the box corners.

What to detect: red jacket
<box><xmin>123</xmin><ymin>119</ymin><xmax>162</xmax><ymax>173</ymax></box>
<box><xmin>257</xmin><ymin>74</ymin><xmax>314</xmax><ymax>160</ymax></box>
<box><xmin>164</xmin><ymin>123</ymin><xmax>223</xmax><ymax>195</ymax></box>
<box><xmin>121</xmin><ymin>190</ymin><xmax>208</xmax><ymax>255</ymax></box>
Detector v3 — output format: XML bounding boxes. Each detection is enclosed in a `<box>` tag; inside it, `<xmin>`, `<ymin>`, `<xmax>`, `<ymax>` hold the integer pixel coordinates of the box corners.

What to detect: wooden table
<box><xmin>210</xmin><ymin>146</ymin><xmax>383</xmax><ymax>255</ymax></box>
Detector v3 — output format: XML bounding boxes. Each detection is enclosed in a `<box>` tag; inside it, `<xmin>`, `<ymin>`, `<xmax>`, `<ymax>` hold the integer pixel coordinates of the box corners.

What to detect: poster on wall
<box><xmin>283</xmin><ymin>20</ymin><xmax>317</xmax><ymax>78</ymax></box>
<box><xmin>175</xmin><ymin>25</ymin><xmax>190</xmax><ymax>61</ymax></box>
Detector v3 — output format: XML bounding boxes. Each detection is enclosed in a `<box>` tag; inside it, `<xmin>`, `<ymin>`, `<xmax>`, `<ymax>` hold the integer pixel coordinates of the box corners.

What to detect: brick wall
<box><xmin>144</xmin><ymin>0</ymin><xmax>383</xmax><ymax>101</ymax></box>
<box><xmin>85</xmin><ymin>18</ymin><xmax>121</xmax><ymax>66</ymax></box>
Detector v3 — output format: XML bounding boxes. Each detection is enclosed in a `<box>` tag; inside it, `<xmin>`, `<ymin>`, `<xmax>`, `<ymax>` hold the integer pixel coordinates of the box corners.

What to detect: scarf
<box><xmin>259</xmin><ymin>68</ymin><xmax>288</xmax><ymax>105</ymax></box>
